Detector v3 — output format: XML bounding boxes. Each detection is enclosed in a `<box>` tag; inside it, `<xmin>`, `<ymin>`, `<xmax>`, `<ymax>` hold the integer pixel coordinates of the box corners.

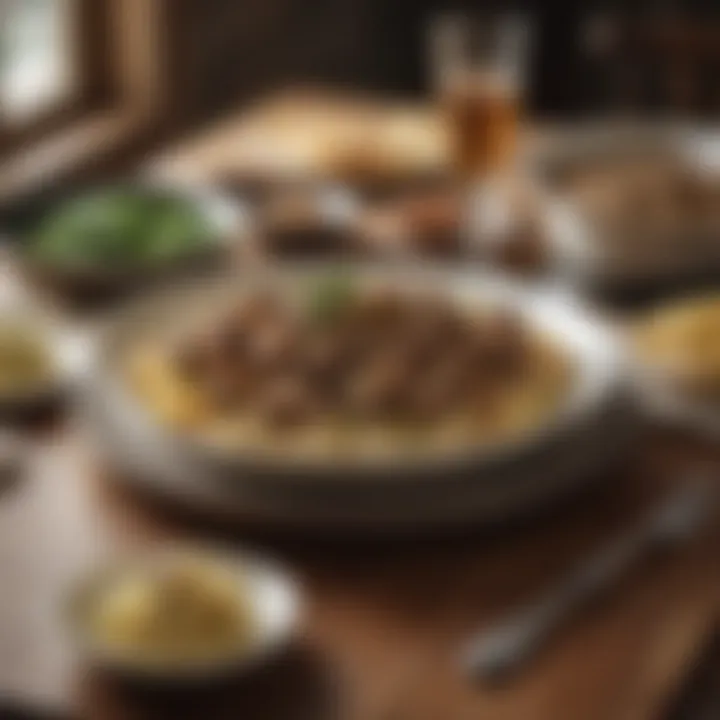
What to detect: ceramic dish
<box><xmin>87</xmin><ymin>386</ymin><xmax>636</xmax><ymax>532</ymax></box>
<box><xmin>3</xmin><ymin>180</ymin><xmax>250</xmax><ymax>307</ymax></box>
<box><xmin>258</xmin><ymin>182</ymin><xmax>362</xmax><ymax>257</ymax></box>
<box><xmin>66</xmin><ymin>547</ymin><xmax>300</xmax><ymax>683</ymax></box>
<box><xmin>0</xmin><ymin>309</ymin><xmax>83</xmax><ymax>418</ymax></box>
<box><xmin>631</xmin><ymin>293</ymin><xmax>720</xmax><ymax>437</ymax></box>
<box><xmin>535</xmin><ymin>124</ymin><xmax>720</xmax><ymax>294</ymax></box>
<box><xmin>81</xmin><ymin>265</ymin><xmax>634</xmax><ymax>531</ymax></box>
<box><xmin>88</xmin><ymin>265</ymin><xmax>624</xmax><ymax>481</ymax></box>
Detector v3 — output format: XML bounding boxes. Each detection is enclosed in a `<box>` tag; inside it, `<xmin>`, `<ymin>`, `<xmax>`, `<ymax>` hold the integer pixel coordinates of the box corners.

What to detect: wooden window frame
<box><xmin>1</xmin><ymin>1</ymin><xmax>106</xmax><ymax>152</ymax></box>
<box><xmin>0</xmin><ymin>0</ymin><xmax>180</xmax><ymax>151</ymax></box>
<box><xmin>0</xmin><ymin>0</ymin><xmax>180</xmax><ymax>202</ymax></box>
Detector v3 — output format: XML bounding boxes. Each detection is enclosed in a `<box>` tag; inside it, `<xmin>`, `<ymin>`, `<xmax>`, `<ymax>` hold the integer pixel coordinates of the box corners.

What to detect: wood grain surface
<box><xmin>665</xmin><ymin>633</ymin><xmax>720</xmax><ymax>720</ymax></box>
<box><xmin>0</xmin><ymin>421</ymin><xmax>718</xmax><ymax>720</ymax></box>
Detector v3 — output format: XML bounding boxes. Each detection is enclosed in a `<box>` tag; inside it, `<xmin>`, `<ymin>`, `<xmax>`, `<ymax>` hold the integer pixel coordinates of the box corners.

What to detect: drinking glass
<box><xmin>430</xmin><ymin>13</ymin><xmax>530</xmax><ymax>183</ymax></box>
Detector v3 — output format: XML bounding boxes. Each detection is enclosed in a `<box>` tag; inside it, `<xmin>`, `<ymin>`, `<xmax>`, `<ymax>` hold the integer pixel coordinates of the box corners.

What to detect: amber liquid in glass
<box><xmin>443</xmin><ymin>75</ymin><xmax>519</xmax><ymax>180</ymax></box>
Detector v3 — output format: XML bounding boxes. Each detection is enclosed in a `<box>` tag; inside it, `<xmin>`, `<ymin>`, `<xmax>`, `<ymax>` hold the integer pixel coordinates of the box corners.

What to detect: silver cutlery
<box><xmin>461</xmin><ymin>479</ymin><xmax>717</xmax><ymax>682</ymax></box>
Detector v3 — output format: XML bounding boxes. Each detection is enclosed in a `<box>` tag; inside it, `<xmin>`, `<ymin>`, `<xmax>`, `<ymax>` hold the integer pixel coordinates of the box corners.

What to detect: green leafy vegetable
<box><xmin>32</xmin><ymin>190</ymin><xmax>214</xmax><ymax>269</ymax></box>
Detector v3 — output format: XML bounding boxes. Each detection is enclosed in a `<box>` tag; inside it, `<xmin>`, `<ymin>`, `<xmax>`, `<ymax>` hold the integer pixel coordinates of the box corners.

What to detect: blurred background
<box><xmin>2</xmin><ymin>0</ymin><xmax>720</xmax><ymax>199</ymax></box>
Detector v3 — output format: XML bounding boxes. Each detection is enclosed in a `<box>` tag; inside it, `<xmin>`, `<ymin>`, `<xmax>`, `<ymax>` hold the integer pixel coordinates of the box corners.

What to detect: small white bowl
<box><xmin>0</xmin><ymin>311</ymin><xmax>75</xmax><ymax>418</ymax></box>
<box><xmin>65</xmin><ymin>547</ymin><xmax>302</xmax><ymax>684</ymax></box>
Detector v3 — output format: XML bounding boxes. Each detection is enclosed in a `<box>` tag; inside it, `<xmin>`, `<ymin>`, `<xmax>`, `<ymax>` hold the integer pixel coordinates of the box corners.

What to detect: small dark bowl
<box><xmin>258</xmin><ymin>182</ymin><xmax>363</xmax><ymax>258</ymax></box>
<box><xmin>340</xmin><ymin>168</ymin><xmax>451</xmax><ymax>205</ymax></box>
<box><xmin>1</xmin><ymin>180</ymin><xmax>250</xmax><ymax>310</ymax></box>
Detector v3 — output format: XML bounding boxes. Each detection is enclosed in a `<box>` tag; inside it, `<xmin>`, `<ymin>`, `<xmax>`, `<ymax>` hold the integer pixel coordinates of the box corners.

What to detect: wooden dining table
<box><xmin>2</xmin><ymin>91</ymin><xmax>720</xmax><ymax>720</ymax></box>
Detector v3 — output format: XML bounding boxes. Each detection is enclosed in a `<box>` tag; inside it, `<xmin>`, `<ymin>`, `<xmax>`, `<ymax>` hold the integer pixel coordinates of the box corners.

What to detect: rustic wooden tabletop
<box><xmin>0</xmin><ymin>419</ymin><xmax>717</xmax><ymax>720</ymax></box>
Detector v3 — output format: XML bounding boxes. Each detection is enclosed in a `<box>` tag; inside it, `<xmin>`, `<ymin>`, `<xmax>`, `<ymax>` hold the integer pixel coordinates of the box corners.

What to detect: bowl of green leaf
<box><xmin>17</xmin><ymin>182</ymin><xmax>249</xmax><ymax>306</ymax></box>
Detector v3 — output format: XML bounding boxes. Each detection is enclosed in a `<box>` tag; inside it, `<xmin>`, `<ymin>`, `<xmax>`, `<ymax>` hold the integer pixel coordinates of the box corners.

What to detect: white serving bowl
<box><xmin>83</xmin><ymin>264</ymin><xmax>634</xmax><ymax>532</ymax></box>
<box><xmin>65</xmin><ymin>547</ymin><xmax>301</xmax><ymax>683</ymax></box>
<box><xmin>0</xmin><ymin>307</ymin><xmax>82</xmax><ymax>417</ymax></box>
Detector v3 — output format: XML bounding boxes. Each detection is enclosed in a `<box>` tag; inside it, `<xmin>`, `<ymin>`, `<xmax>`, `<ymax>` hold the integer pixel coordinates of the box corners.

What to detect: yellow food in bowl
<box><xmin>0</xmin><ymin>323</ymin><xmax>52</xmax><ymax>397</ymax></box>
<box><xmin>635</xmin><ymin>295</ymin><xmax>720</xmax><ymax>399</ymax></box>
<box><xmin>85</xmin><ymin>556</ymin><xmax>255</xmax><ymax>667</ymax></box>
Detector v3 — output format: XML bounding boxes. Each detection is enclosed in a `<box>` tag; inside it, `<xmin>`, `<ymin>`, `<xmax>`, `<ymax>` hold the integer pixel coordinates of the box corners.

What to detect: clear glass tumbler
<box><xmin>430</xmin><ymin>13</ymin><xmax>530</xmax><ymax>183</ymax></box>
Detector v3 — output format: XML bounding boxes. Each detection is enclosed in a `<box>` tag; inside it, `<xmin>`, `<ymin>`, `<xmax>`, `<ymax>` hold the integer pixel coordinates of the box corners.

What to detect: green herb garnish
<box><xmin>305</xmin><ymin>273</ymin><xmax>356</xmax><ymax>325</ymax></box>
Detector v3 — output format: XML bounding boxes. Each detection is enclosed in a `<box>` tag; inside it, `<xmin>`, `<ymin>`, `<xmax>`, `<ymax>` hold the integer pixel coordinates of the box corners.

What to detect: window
<box><xmin>0</xmin><ymin>0</ymin><xmax>136</xmax><ymax>153</ymax></box>
<box><xmin>0</xmin><ymin>0</ymin><xmax>180</xmax><ymax>202</ymax></box>
<box><xmin>0</xmin><ymin>0</ymin><xmax>74</xmax><ymax>124</ymax></box>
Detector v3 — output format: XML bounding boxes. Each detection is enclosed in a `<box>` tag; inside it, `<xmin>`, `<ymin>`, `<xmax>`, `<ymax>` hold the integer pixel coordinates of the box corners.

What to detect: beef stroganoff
<box><xmin>126</xmin><ymin>275</ymin><xmax>572</xmax><ymax>461</ymax></box>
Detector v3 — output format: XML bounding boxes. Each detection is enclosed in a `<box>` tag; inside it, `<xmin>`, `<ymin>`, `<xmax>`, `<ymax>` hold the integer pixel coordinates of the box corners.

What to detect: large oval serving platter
<box><xmin>83</xmin><ymin>265</ymin><xmax>635</xmax><ymax>531</ymax></box>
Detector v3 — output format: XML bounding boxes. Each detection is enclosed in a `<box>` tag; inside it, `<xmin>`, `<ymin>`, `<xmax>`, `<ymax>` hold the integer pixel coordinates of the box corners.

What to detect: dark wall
<box><xmin>170</xmin><ymin>0</ymin><xmax>578</xmax><ymax>124</ymax></box>
<box><xmin>169</xmin><ymin>1</ymin><xmax>720</xmax><ymax>127</ymax></box>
